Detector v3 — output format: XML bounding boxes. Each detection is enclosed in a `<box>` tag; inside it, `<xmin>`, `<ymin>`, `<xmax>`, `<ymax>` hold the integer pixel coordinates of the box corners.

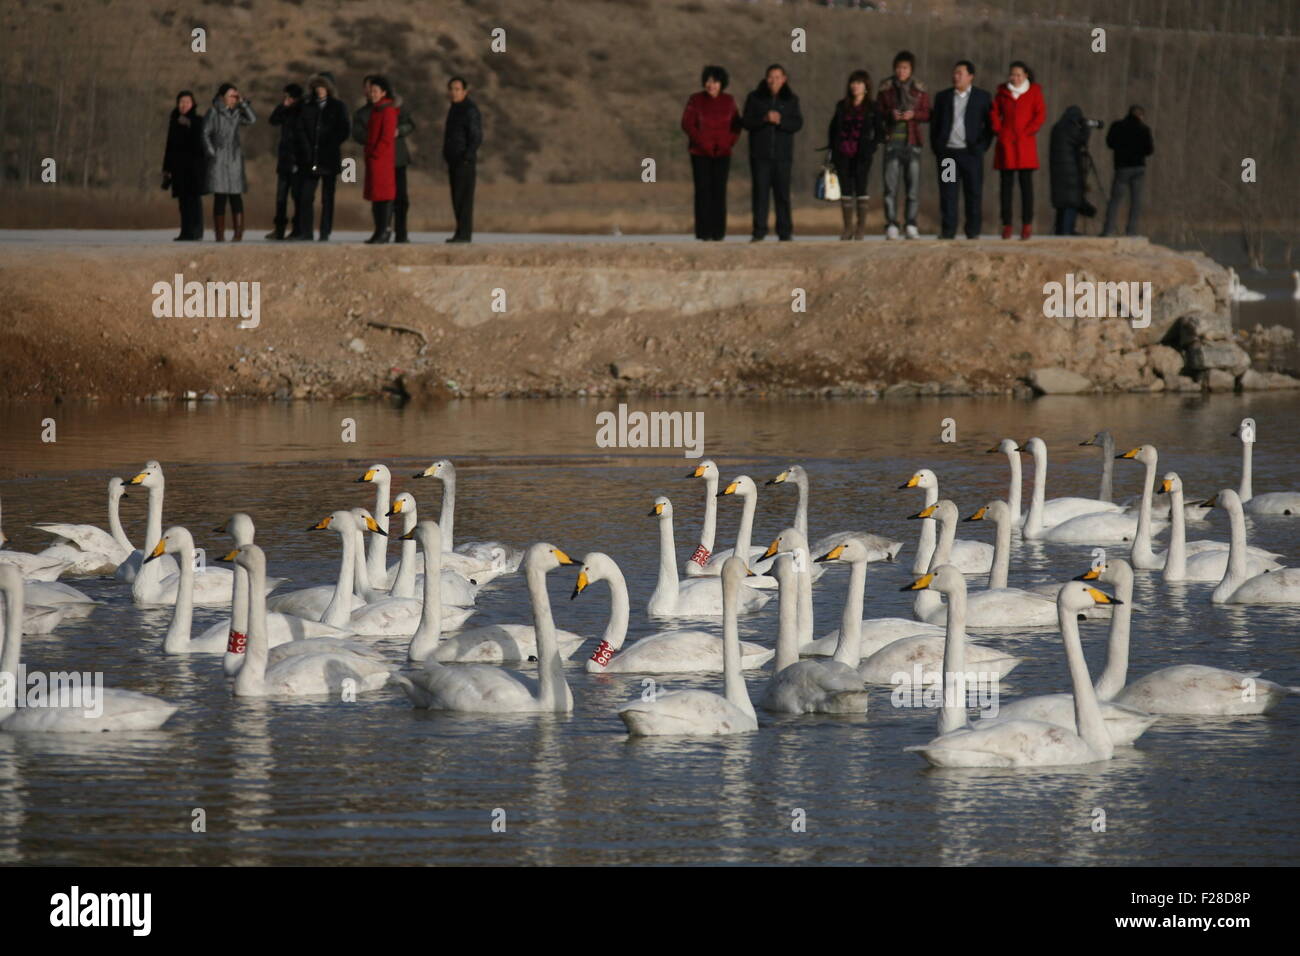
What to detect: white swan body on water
<box><xmin>1228</xmin><ymin>267</ymin><xmax>1265</xmax><ymax>302</ymax></box>
<box><xmin>1032</xmin><ymin>443</ymin><xmax>1162</xmax><ymax>545</ymax></box>
<box><xmin>619</xmin><ymin>556</ymin><xmax>760</xmax><ymax>736</ymax></box>
<box><xmin>647</xmin><ymin>497</ymin><xmax>770</xmax><ymax>618</ymax></box>
<box><xmin>1159</xmin><ymin>475</ymin><xmax>1280</xmax><ymax>582</ymax></box>
<box><xmin>380</xmin><ymin>494</ymin><xmax>480</xmax><ymax>605</ymax></box>
<box><xmin>412</xmin><ymin>459</ymin><xmax>521</xmax><ymax>583</ymax></box>
<box><xmin>900</xmin><ymin>469</ymin><xmax>993</xmax><ymax>574</ymax></box>
<box><xmin>0</xmin><ymin>494</ymin><xmax>72</xmax><ymax>582</ymax></box>
<box><xmin>978</xmin><ymin>559</ymin><xmax>1157</xmax><ymax>745</ymax></box>
<box><xmin>1209</xmin><ymin>489</ymin><xmax>1300</xmax><ymax>604</ymax></box>
<box><xmin>1079</xmin><ymin>558</ymin><xmax>1296</xmax><ymax>715</ymax></box>
<box><xmin>575</xmin><ymin>552</ymin><xmax>771</xmax><ymax>673</ymax></box>
<box><xmin>263</xmin><ymin>511</ymin><xmax>370</xmax><ymax>621</ymax></box>
<box><xmin>761</xmin><ymin>531</ymin><xmax>870</xmax><ymax>714</ymax></box>
<box><xmin>682</xmin><ymin>460</ymin><xmax>765</xmax><ymax>576</ymax></box>
<box><xmin>394</xmin><ymin>532</ymin><xmax>576</xmax><ymax>713</ymax></box>
<box><xmin>953</xmin><ymin>500</ymin><xmax>1058</xmax><ymax>627</ymax></box>
<box><xmin>1235</xmin><ymin>418</ymin><xmax>1300</xmax><ymax>515</ymax></box>
<box><xmin>34</xmin><ymin>477</ymin><xmax>133</xmax><ymax>575</ymax></box>
<box><xmin>905</xmin><ymin>570</ymin><xmax>1120</xmax><ymax>768</ymax></box>
<box><xmin>716</xmin><ymin>475</ymin><xmax>780</xmax><ymax>585</ymax></box>
<box><xmin>1020</xmin><ymin>438</ymin><xmax>1125</xmax><ymax>541</ymax></box>
<box><xmin>354</xmin><ymin>464</ymin><xmax>393</xmax><ymax>585</ymax></box>
<box><xmin>768</xmin><ymin>464</ymin><xmax>880</xmax><ymax>569</ymax></box>
<box><xmin>0</xmin><ymin>565</ymin><xmax>177</xmax><ymax>731</ymax></box>
<box><xmin>987</xmin><ymin>439</ymin><xmax>1025</xmax><ymax>527</ymax></box>
<box><xmin>223</xmin><ymin>544</ymin><xmax>392</xmax><ymax>698</ymax></box>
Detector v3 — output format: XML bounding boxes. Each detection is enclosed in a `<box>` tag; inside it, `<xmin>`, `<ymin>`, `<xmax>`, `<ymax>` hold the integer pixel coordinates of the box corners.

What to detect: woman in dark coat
<box><xmin>681</xmin><ymin>65</ymin><xmax>741</xmax><ymax>241</ymax></box>
<box><xmin>162</xmin><ymin>90</ymin><xmax>206</xmax><ymax>240</ymax></box>
<box><xmin>202</xmin><ymin>82</ymin><xmax>256</xmax><ymax>241</ymax></box>
<box><xmin>991</xmin><ymin>61</ymin><xmax>1045</xmax><ymax>240</ymax></box>
<box><xmin>362</xmin><ymin>75</ymin><xmax>398</xmax><ymax>244</ymax></box>
<box><xmin>827</xmin><ymin>69</ymin><xmax>882</xmax><ymax>240</ymax></box>
<box><xmin>1049</xmin><ymin>105</ymin><xmax>1090</xmax><ymax>235</ymax></box>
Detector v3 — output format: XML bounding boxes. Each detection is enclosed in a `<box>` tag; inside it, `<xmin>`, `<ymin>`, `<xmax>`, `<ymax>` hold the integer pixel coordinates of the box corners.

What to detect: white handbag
<box><xmin>817</xmin><ymin>165</ymin><xmax>841</xmax><ymax>202</ymax></box>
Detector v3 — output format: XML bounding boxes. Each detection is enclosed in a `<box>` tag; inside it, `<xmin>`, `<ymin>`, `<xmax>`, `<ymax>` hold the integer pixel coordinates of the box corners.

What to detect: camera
<box><xmin>1084</xmin><ymin>118</ymin><xmax>1105</xmax><ymax>129</ymax></box>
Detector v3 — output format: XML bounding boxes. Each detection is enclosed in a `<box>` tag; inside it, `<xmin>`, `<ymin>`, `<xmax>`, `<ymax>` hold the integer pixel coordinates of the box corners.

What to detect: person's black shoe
<box><xmin>446</xmin><ymin>236</ymin><xmax>470</xmax><ymax>243</ymax></box>
<box><xmin>394</xmin><ymin>233</ymin><xmax>410</xmax><ymax>244</ymax></box>
<box><xmin>939</xmin><ymin>232</ymin><xmax>956</xmax><ymax>240</ymax></box>
<box><xmin>317</xmin><ymin>234</ymin><xmax>329</xmax><ymax>241</ymax></box>
<box><xmin>750</xmin><ymin>236</ymin><xmax>764</xmax><ymax>243</ymax></box>
<box><xmin>365</xmin><ymin>231</ymin><xmax>391</xmax><ymax>244</ymax></box>
<box><xmin>777</xmin><ymin>236</ymin><xmax>793</xmax><ymax>242</ymax></box>
<box><xmin>286</xmin><ymin>232</ymin><xmax>312</xmax><ymax>241</ymax></box>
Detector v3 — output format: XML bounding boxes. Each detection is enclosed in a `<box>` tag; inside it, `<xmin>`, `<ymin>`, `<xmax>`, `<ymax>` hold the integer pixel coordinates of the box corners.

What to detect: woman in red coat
<box><xmin>363</xmin><ymin>75</ymin><xmax>398</xmax><ymax>243</ymax></box>
<box><xmin>681</xmin><ymin>65</ymin><xmax>741</xmax><ymax>240</ymax></box>
<box><xmin>991</xmin><ymin>61</ymin><xmax>1046</xmax><ymax>239</ymax></box>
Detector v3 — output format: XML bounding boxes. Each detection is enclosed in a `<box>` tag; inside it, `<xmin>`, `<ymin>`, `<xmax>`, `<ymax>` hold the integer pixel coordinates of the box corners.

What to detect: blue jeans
<box><xmin>882</xmin><ymin>143</ymin><xmax>921</xmax><ymax>227</ymax></box>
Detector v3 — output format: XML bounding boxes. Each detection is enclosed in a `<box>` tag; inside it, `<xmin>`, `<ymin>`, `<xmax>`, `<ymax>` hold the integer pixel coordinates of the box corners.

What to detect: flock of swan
<box><xmin>0</xmin><ymin>417</ymin><xmax>1297</xmax><ymax>768</ymax></box>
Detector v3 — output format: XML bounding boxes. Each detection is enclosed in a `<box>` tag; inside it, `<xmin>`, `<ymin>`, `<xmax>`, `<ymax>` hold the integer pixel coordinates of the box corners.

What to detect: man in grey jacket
<box><xmin>353</xmin><ymin>75</ymin><xmax>416</xmax><ymax>242</ymax></box>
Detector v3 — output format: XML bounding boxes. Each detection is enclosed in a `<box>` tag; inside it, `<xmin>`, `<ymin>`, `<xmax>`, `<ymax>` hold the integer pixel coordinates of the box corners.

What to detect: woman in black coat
<box><xmin>162</xmin><ymin>90</ymin><xmax>207</xmax><ymax>240</ymax></box>
<box><xmin>826</xmin><ymin>69</ymin><xmax>881</xmax><ymax>240</ymax></box>
<box><xmin>1049</xmin><ymin>105</ymin><xmax>1090</xmax><ymax>235</ymax></box>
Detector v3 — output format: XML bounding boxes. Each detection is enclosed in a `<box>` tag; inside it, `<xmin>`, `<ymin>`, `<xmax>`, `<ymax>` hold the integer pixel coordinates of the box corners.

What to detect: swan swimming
<box><xmin>412</xmin><ymin>458</ymin><xmax>522</xmax><ymax>582</ymax></box>
<box><xmin>1156</xmin><ymin>474</ymin><xmax>1279</xmax><ymax>582</ymax></box>
<box><xmin>1208</xmin><ymin>490</ymin><xmax>1300</xmax><ymax>604</ymax></box>
<box><xmin>1020</xmin><ymin>437</ymin><xmax>1125</xmax><ymax>540</ymax></box>
<box><xmin>900</xmin><ymin>469</ymin><xmax>993</xmax><ymax>574</ymax></box>
<box><xmin>1234</xmin><ymin>418</ymin><xmax>1300</xmax><ymax>515</ymax></box>
<box><xmin>1033</xmin><ymin>444</ymin><xmax>1163</xmax><ymax>545</ymax></box>
<box><xmin>647</xmin><ymin>497</ymin><xmax>771</xmax><ymax>618</ymax></box>
<box><xmin>34</xmin><ymin>477</ymin><xmax>133</xmax><ymax>575</ymax></box>
<box><xmin>682</xmin><ymin>459</ymin><xmax>765</xmax><ymax>576</ymax></box>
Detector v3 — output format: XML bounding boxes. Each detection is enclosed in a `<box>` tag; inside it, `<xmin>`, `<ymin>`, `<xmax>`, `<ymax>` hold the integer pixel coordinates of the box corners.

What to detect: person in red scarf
<box><xmin>363</xmin><ymin>75</ymin><xmax>398</xmax><ymax>244</ymax></box>
<box><xmin>681</xmin><ymin>65</ymin><xmax>742</xmax><ymax>241</ymax></box>
<box><xmin>991</xmin><ymin>61</ymin><xmax>1046</xmax><ymax>240</ymax></box>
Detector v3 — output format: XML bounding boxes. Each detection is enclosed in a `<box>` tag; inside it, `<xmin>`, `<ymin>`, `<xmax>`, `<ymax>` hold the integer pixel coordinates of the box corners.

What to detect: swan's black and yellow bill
<box><xmin>218</xmin><ymin>549</ymin><xmax>240</xmax><ymax>562</ymax></box>
<box><xmin>686</xmin><ymin>463</ymin><xmax>708</xmax><ymax>478</ymax></box>
<box><xmin>899</xmin><ymin>474</ymin><xmax>921</xmax><ymax>489</ymax></box>
<box><xmin>1074</xmin><ymin>565</ymin><xmax>1104</xmax><ymax>581</ymax></box>
<box><xmin>356</xmin><ymin>468</ymin><xmax>378</xmax><ymax>483</ymax></box>
<box><xmin>1159</xmin><ymin>478</ymin><xmax>1173</xmax><ymax>494</ymax></box>
<box><xmin>129</xmin><ymin>471</ymin><xmax>148</xmax><ymax>485</ymax></box>
<box><xmin>964</xmin><ymin>506</ymin><xmax>988</xmax><ymax>522</ymax></box>
<box><xmin>907</xmin><ymin>504</ymin><xmax>937</xmax><ymax>520</ymax></box>
<box><xmin>1085</xmin><ymin>586</ymin><xmax>1122</xmax><ymax>605</ymax></box>
<box><xmin>716</xmin><ymin>480</ymin><xmax>739</xmax><ymax>497</ymax></box>
<box><xmin>762</xmin><ymin>536</ymin><xmax>781</xmax><ymax>559</ymax></box>
<box><xmin>815</xmin><ymin>543</ymin><xmax>846</xmax><ymax>563</ymax></box>
<box><xmin>362</xmin><ymin>515</ymin><xmax>387</xmax><ymax>536</ymax></box>
<box><xmin>387</xmin><ymin>498</ymin><xmax>405</xmax><ymax>517</ymax></box>
<box><xmin>648</xmin><ymin>502</ymin><xmax>666</xmax><ymax>517</ymax></box>
<box><xmin>143</xmin><ymin>539</ymin><xmax>167</xmax><ymax>564</ymax></box>
<box><xmin>1117</xmin><ymin>447</ymin><xmax>1141</xmax><ymax>459</ymax></box>
<box><xmin>571</xmin><ymin>570</ymin><xmax>590</xmax><ymax>600</ymax></box>
<box><xmin>766</xmin><ymin>470</ymin><xmax>789</xmax><ymax>486</ymax></box>
<box><xmin>551</xmin><ymin>548</ymin><xmax>574</xmax><ymax>565</ymax></box>
<box><xmin>308</xmin><ymin>515</ymin><xmax>333</xmax><ymax>531</ymax></box>
<box><xmin>900</xmin><ymin>572</ymin><xmax>934</xmax><ymax>592</ymax></box>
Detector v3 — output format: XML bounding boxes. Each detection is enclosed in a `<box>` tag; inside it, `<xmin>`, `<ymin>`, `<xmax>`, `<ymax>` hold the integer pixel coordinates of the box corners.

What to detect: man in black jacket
<box><xmin>294</xmin><ymin>71</ymin><xmax>350</xmax><ymax>240</ymax></box>
<box><xmin>1101</xmin><ymin>105</ymin><xmax>1154</xmax><ymax>236</ymax></box>
<box><xmin>443</xmin><ymin>76</ymin><xmax>483</xmax><ymax>243</ymax></box>
<box><xmin>266</xmin><ymin>83</ymin><xmax>304</xmax><ymax>240</ymax></box>
<box><xmin>741</xmin><ymin>64</ymin><xmax>803</xmax><ymax>241</ymax></box>
<box><xmin>353</xmin><ymin>76</ymin><xmax>417</xmax><ymax>242</ymax></box>
<box><xmin>930</xmin><ymin>60</ymin><xmax>993</xmax><ymax>239</ymax></box>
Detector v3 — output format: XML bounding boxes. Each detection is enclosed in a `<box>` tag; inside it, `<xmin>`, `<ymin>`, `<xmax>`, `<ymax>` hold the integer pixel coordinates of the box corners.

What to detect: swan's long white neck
<box><xmin>1061</xmin><ymin>600</ymin><xmax>1114</xmax><ymax>760</ymax></box>
<box><xmin>1097</xmin><ymin>434</ymin><xmax>1115</xmax><ymax>503</ymax></box>
<box><xmin>721</xmin><ymin>572</ymin><xmax>757</xmax><ymax>721</ymax></box>
<box><xmin>1005</xmin><ymin>448</ymin><xmax>1023</xmax><ymax>526</ymax></box>
<box><xmin>698</xmin><ymin>473</ymin><xmax>718</xmax><ymax>552</ymax></box>
<box><xmin>988</xmin><ymin>509</ymin><xmax>1011</xmax><ymax>589</ymax></box>
<box><xmin>233</xmin><ymin>558</ymin><xmax>270</xmax><ymax>696</ymax></box>
<box><xmin>1093</xmin><ymin>565</ymin><xmax>1134</xmax><ymax>701</ymax></box>
<box><xmin>792</xmin><ymin>472</ymin><xmax>810</xmax><ymax>541</ymax></box>
<box><xmin>773</xmin><ymin>558</ymin><xmax>799</xmax><ymax>672</ymax></box>
<box><xmin>1024</xmin><ymin>443</ymin><xmax>1047</xmax><ymax>538</ymax></box>
<box><xmin>408</xmin><ymin>536</ymin><xmax>444</xmax><ymax>661</ymax></box>
<box><xmin>352</xmin><ymin>521</ymin><xmax>383</xmax><ymax>602</ymax></box>
<box><xmin>937</xmin><ymin>581</ymin><xmax>967</xmax><ymax>736</ymax></box>
<box><xmin>1239</xmin><ymin>439</ymin><xmax>1253</xmax><ymax>502</ymax></box>
<box><xmin>797</xmin><ymin>552</ymin><xmax>814</xmax><ymax>647</ymax></box>
<box><xmin>1163</xmin><ymin>486</ymin><xmax>1187</xmax><ymax>580</ymax></box>
<box><xmin>655</xmin><ymin>514</ymin><xmax>678</xmax><ymax>602</ymax></box>
<box><xmin>0</xmin><ymin>580</ymin><xmax>25</xmax><ymax>717</ymax></box>
<box><xmin>733</xmin><ymin>488</ymin><xmax>758</xmax><ymax>566</ymax></box>
<box><xmin>367</xmin><ymin>476</ymin><xmax>390</xmax><ymax>582</ymax></box>
<box><xmin>134</xmin><ymin>481</ymin><xmax>167</xmax><ymax>595</ymax></box>
<box><xmin>323</xmin><ymin>525</ymin><xmax>358</xmax><ymax>629</ymax></box>
<box><xmin>391</xmin><ymin>508</ymin><xmax>418</xmax><ymax>599</ymax></box>
<box><xmin>914</xmin><ymin>513</ymin><xmax>951</xmax><ymax>618</ymax></box>
<box><xmin>528</xmin><ymin>562</ymin><xmax>568</xmax><ymax>711</ymax></box>
<box><xmin>438</xmin><ymin>469</ymin><xmax>456</xmax><ymax>551</ymax></box>
<box><xmin>163</xmin><ymin>540</ymin><xmax>196</xmax><ymax>653</ymax></box>
<box><xmin>1130</xmin><ymin>455</ymin><xmax>1160</xmax><ymax>566</ymax></box>
<box><xmin>599</xmin><ymin>562</ymin><xmax>630</xmax><ymax>653</ymax></box>
<box><xmin>108</xmin><ymin>488</ymin><xmax>131</xmax><ymax>552</ymax></box>
<box><xmin>1213</xmin><ymin>497</ymin><xmax>1250</xmax><ymax>602</ymax></box>
<box><xmin>832</xmin><ymin>559</ymin><xmax>866</xmax><ymax>666</ymax></box>
<box><xmin>913</xmin><ymin>483</ymin><xmax>939</xmax><ymax>574</ymax></box>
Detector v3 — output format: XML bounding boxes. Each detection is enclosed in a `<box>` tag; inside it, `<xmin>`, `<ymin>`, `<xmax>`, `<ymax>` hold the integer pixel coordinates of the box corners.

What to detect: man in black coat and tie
<box><xmin>930</xmin><ymin>60</ymin><xmax>993</xmax><ymax>239</ymax></box>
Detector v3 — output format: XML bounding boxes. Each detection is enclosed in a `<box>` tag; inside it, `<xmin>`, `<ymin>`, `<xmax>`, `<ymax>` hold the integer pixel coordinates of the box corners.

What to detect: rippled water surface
<box><xmin>1</xmin><ymin>395</ymin><xmax>1297</xmax><ymax>865</ymax></box>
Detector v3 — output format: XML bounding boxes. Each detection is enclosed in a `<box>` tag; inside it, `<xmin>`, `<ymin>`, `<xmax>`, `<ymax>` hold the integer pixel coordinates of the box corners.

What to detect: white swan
<box><xmin>905</xmin><ymin>570</ymin><xmax>1120</xmax><ymax>768</ymax></box>
<box><xmin>717</xmin><ymin>475</ymin><xmax>780</xmax><ymax>585</ymax></box>
<box><xmin>1083</xmin><ymin>432</ymin><xmax>1207</xmax><ymax>521</ymax></box>
<box><xmin>682</xmin><ymin>459</ymin><xmax>765</xmax><ymax>576</ymax></box>
<box><xmin>1235</xmin><ymin>418</ymin><xmax>1300</xmax><ymax>515</ymax></box>
<box><xmin>900</xmin><ymin>469</ymin><xmax>993</xmax><ymax>574</ymax></box>
<box><xmin>354</xmin><ymin>463</ymin><xmax>393</xmax><ymax>584</ymax></box>
<box><xmin>382</xmin><ymin>494</ymin><xmax>479</xmax><ymax>605</ymax></box>
<box><xmin>1035</xmin><ymin>443</ymin><xmax>1163</xmax><ymax>545</ymax></box>
<box><xmin>1158</xmin><ymin>474</ymin><xmax>1280</xmax><ymax>582</ymax></box>
<box><xmin>34</xmin><ymin>477</ymin><xmax>133</xmax><ymax>575</ymax></box>
<box><xmin>1079</xmin><ymin>558</ymin><xmax>1296</xmax><ymax>715</ymax></box>
<box><xmin>1228</xmin><ymin>267</ymin><xmax>1265</xmax><ymax>302</ymax></box>
<box><xmin>977</xmin><ymin>558</ymin><xmax>1157</xmax><ymax>745</ymax></box>
<box><xmin>1078</xmin><ymin>431</ymin><xmax>1117</xmax><ymax>504</ymax></box>
<box><xmin>412</xmin><ymin>458</ymin><xmax>521</xmax><ymax>582</ymax></box>
<box><xmin>223</xmin><ymin>544</ymin><xmax>392</xmax><ymax>698</ymax></box>
<box><xmin>263</xmin><ymin>511</ymin><xmax>370</xmax><ymax>621</ymax></box>
<box><xmin>1292</xmin><ymin>270</ymin><xmax>1300</xmax><ymax>300</ymax></box>
<box><xmin>987</xmin><ymin>438</ymin><xmax>1024</xmax><ymax>526</ymax></box>
<box><xmin>618</xmin><ymin>556</ymin><xmax>760</xmax><ymax>736</ymax></box>
<box><xmin>0</xmin><ymin>493</ymin><xmax>71</xmax><ymax>582</ymax></box>
<box><xmin>1209</xmin><ymin>489</ymin><xmax>1300</xmax><ymax>604</ymax></box>
<box><xmin>950</xmin><ymin>500</ymin><xmax>1060</xmax><ymax>627</ymax></box>
<box><xmin>576</xmin><ymin>552</ymin><xmax>772</xmax><ymax>673</ymax></box>
<box><xmin>0</xmin><ymin>565</ymin><xmax>177</xmax><ymax>731</ymax></box>
<box><xmin>761</xmin><ymin>533</ymin><xmax>871</xmax><ymax>714</ymax></box>
<box><xmin>647</xmin><ymin>497</ymin><xmax>770</xmax><ymax>618</ymax></box>
<box><xmin>394</xmin><ymin>533</ymin><xmax>576</xmax><ymax>713</ymax></box>
<box><xmin>767</xmin><ymin>464</ymin><xmax>891</xmax><ymax>564</ymax></box>
<box><xmin>1020</xmin><ymin>437</ymin><xmax>1125</xmax><ymax>540</ymax></box>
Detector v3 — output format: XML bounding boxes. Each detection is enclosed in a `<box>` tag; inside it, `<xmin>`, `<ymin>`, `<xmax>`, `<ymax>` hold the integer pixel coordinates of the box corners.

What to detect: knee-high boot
<box><xmin>839</xmin><ymin>199</ymin><xmax>854</xmax><ymax>241</ymax></box>
<box><xmin>854</xmin><ymin>198</ymin><xmax>869</xmax><ymax>240</ymax></box>
<box><xmin>214</xmin><ymin>214</ymin><xmax>226</xmax><ymax>242</ymax></box>
<box><xmin>232</xmin><ymin>211</ymin><xmax>244</xmax><ymax>241</ymax></box>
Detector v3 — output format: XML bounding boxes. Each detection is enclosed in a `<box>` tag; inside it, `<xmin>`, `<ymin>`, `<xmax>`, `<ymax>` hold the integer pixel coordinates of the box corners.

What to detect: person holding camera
<box><xmin>266</xmin><ymin>83</ymin><xmax>305</xmax><ymax>241</ymax></box>
<box><xmin>991</xmin><ymin>60</ymin><xmax>1044</xmax><ymax>240</ymax></box>
<box><xmin>295</xmin><ymin>72</ymin><xmax>350</xmax><ymax>241</ymax></box>
<box><xmin>162</xmin><ymin>90</ymin><xmax>206</xmax><ymax>241</ymax></box>
<box><xmin>1101</xmin><ymin>105</ymin><xmax>1153</xmax><ymax>237</ymax></box>
<box><xmin>203</xmin><ymin>82</ymin><xmax>256</xmax><ymax>241</ymax></box>
<box><xmin>1048</xmin><ymin>105</ymin><xmax>1093</xmax><ymax>236</ymax></box>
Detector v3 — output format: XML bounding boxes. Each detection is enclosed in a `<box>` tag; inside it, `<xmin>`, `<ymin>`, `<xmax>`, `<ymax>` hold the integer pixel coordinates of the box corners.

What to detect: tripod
<box><xmin>1077</xmin><ymin>149</ymin><xmax>1110</xmax><ymax>235</ymax></box>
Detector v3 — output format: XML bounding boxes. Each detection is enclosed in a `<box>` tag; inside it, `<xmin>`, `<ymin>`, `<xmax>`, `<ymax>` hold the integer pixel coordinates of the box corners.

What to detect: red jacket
<box><xmin>364</xmin><ymin>97</ymin><xmax>397</xmax><ymax>201</ymax></box>
<box><xmin>991</xmin><ymin>83</ymin><xmax>1046</xmax><ymax>170</ymax></box>
<box><xmin>681</xmin><ymin>91</ymin><xmax>741</xmax><ymax>157</ymax></box>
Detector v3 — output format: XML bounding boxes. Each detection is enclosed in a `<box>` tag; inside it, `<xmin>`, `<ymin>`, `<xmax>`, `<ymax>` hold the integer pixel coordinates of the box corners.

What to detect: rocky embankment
<box><xmin>0</xmin><ymin>237</ymin><xmax>1295</xmax><ymax>403</ymax></box>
